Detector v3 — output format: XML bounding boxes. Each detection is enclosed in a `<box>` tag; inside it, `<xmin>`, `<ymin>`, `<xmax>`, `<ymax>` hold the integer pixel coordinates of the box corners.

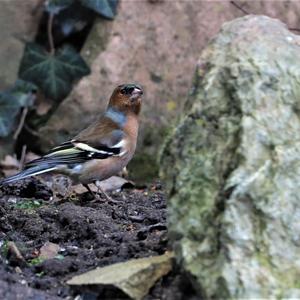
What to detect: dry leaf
<box><xmin>73</xmin><ymin>176</ymin><xmax>134</xmax><ymax>194</ymax></box>
<box><xmin>0</xmin><ymin>155</ymin><xmax>20</xmax><ymax>177</ymax></box>
<box><xmin>97</xmin><ymin>176</ymin><xmax>134</xmax><ymax>192</ymax></box>
<box><xmin>24</xmin><ymin>152</ymin><xmax>40</xmax><ymax>164</ymax></box>
<box><xmin>0</xmin><ymin>155</ymin><xmax>19</xmax><ymax>168</ymax></box>
<box><xmin>67</xmin><ymin>251</ymin><xmax>174</xmax><ymax>300</ymax></box>
<box><xmin>39</xmin><ymin>242</ymin><xmax>60</xmax><ymax>260</ymax></box>
<box><xmin>72</xmin><ymin>183</ymin><xmax>97</xmax><ymax>194</ymax></box>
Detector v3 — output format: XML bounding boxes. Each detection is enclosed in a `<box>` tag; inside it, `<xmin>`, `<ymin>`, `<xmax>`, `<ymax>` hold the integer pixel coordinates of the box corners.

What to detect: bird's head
<box><xmin>109</xmin><ymin>83</ymin><xmax>143</xmax><ymax>115</ymax></box>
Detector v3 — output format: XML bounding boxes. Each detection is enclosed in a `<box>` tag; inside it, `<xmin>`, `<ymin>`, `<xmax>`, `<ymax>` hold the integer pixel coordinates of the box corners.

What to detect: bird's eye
<box><xmin>120</xmin><ymin>87</ymin><xmax>134</xmax><ymax>95</ymax></box>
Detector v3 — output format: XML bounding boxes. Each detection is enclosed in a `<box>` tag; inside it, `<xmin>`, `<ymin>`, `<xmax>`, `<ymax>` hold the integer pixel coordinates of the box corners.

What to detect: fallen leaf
<box><xmin>24</xmin><ymin>152</ymin><xmax>40</xmax><ymax>164</ymax></box>
<box><xmin>0</xmin><ymin>155</ymin><xmax>20</xmax><ymax>177</ymax></box>
<box><xmin>73</xmin><ymin>176</ymin><xmax>134</xmax><ymax>194</ymax></box>
<box><xmin>1</xmin><ymin>169</ymin><xmax>18</xmax><ymax>177</ymax></box>
<box><xmin>72</xmin><ymin>183</ymin><xmax>97</xmax><ymax>194</ymax></box>
<box><xmin>97</xmin><ymin>176</ymin><xmax>134</xmax><ymax>192</ymax></box>
<box><xmin>39</xmin><ymin>242</ymin><xmax>60</xmax><ymax>260</ymax></box>
<box><xmin>0</xmin><ymin>155</ymin><xmax>19</xmax><ymax>169</ymax></box>
<box><xmin>67</xmin><ymin>251</ymin><xmax>174</xmax><ymax>300</ymax></box>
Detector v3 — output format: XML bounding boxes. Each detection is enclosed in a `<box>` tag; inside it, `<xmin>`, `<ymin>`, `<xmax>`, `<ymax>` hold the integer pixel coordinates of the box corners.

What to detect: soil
<box><xmin>0</xmin><ymin>177</ymin><xmax>197</xmax><ymax>300</ymax></box>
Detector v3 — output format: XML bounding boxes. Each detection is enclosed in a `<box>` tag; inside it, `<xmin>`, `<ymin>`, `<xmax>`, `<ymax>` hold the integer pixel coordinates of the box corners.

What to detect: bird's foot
<box><xmin>82</xmin><ymin>183</ymin><xmax>119</xmax><ymax>204</ymax></box>
<box><xmin>96</xmin><ymin>189</ymin><xmax>119</xmax><ymax>204</ymax></box>
<box><xmin>96</xmin><ymin>184</ymin><xmax>120</xmax><ymax>204</ymax></box>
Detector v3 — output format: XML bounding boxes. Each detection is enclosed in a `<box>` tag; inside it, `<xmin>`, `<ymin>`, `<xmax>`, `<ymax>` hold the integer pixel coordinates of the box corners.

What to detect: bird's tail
<box><xmin>0</xmin><ymin>164</ymin><xmax>57</xmax><ymax>185</ymax></box>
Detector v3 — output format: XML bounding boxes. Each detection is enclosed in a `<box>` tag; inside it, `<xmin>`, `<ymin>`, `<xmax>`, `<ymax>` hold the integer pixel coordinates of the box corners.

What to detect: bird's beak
<box><xmin>130</xmin><ymin>87</ymin><xmax>143</xmax><ymax>101</ymax></box>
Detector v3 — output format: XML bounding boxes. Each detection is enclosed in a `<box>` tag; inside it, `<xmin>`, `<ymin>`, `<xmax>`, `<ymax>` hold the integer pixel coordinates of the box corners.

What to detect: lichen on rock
<box><xmin>160</xmin><ymin>15</ymin><xmax>300</xmax><ymax>299</ymax></box>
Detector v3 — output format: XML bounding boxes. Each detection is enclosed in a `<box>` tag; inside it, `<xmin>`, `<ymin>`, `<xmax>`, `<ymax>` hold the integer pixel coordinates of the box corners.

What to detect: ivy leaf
<box><xmin>80</xmin><ymin>0</ymin><xmax>119</xmax><ymax>19</ymax></box>
<box><xmin>57</xmin><ymin>45</ymin><xmax>90</xmax><ymax>79</ymax></box>
<box><xmin>0</xmin><ymin>93</ymin><xmax>21</xmax><ymax>137</ymax></box>
<box><xmin>9</xmin><ymin>80</ymin><xmax>37</xmax><ymax>107</ymax></box>
<box><xmin>19</xmin><ymin>43</ymin><xmax>90</xmax><ymax>101</ymax></box>
<box><xmin>0</xmin><ymin>80</ymin><xmax>38</xmax><ymax>137</ymax></box>
<box><xmin>45</xmin><ymin>0</ymin><xmax>74</xmax><ymax>15</ymax></box>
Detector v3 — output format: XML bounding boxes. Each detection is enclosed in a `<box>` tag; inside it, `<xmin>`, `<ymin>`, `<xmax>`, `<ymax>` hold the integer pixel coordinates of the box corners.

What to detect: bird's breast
<box><xmin>78</xmin><ymin>155</ymin><xmax>132</xmax><ymax>184</ymax></box>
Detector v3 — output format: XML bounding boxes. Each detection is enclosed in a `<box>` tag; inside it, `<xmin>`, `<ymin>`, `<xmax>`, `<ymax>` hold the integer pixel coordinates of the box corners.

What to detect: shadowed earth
<box><xmin>0</xmin><ymin>178</ymin><xmax>197</xmax><ymax>299</ymax></box>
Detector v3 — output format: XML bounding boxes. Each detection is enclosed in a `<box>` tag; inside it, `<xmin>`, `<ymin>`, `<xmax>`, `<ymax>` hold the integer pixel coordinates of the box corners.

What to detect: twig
<box><xmin>230</xmin><ymin>1</ymin><xmax>300</xmax><ymax>34</ymax></box>
<box><xmin>13</xmin><ymin>107</ymin><xmax>28</xmax><ymax>140</ymax></box>
<box><xmin>47</xmin><ymin>12</ymin><xmax>55</xmax><ymax>55</ymax></box>
<box><xmin>230</xmin><ymin>1</ymin><xmax>249</xmax><ymax>15</ymax></box>
<box><xmin>19</xmin><ymin>145</ymin><xmax>27</xmax><ymax>171</ymax></box>
<box><xmin>148</xmin><ymin>223</ymin><xmax>167</xmax><ymax>232</ymax></box>
<box><xmin>24</xmin><ymin>124</ymin><xmax>40</xmax><ymax>137</ymax></box>
<box><xmin>289</xmin><ymin>28</ymin><xmax>300</xmax><ymax>33</ymax></box>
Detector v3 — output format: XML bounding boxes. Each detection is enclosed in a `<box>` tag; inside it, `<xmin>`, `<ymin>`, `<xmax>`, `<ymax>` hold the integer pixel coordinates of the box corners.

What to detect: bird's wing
<box><xmin>25</xmin><ymin>129</ymin><xmax>125</xmax><ymax>169</ymax></box>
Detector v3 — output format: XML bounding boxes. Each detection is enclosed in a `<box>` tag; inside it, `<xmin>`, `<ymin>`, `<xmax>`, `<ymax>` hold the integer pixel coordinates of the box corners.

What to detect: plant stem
<box><xmin>230</xmin><ymin>1</ymin><xmax>300</xmax><ymax>33</ymax></box>
<box><xmin>289</xmin><ymin>27</ymin><xmax>300</xmax><ymax>32</ymax></box>
<box><xmin>47</xmin><ymin>12</ymin><xmax>55</xmax><ymax>55</ymax></box>
<box><xmin>13</xmin><ymin>107</ymin><xmax>28</xmax><ymax>140</ymax></box>
<box><xmin>19</xmin><ymin>144</ymin><xmax>27</xmax><ymax>170</ymax></box>
<box><xmin>230</xmin><ymin>1</ymin><xmax>249</xmax><ymax>15</ymax></box>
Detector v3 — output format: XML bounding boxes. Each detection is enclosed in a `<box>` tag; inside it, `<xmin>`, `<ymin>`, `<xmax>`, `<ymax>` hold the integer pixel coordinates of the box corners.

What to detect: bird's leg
<box><xmin>94</xmin><ymin>181</ymin><xmax>119</xmax><ymax>204</ymax></box>
<box><xmin>83</xmin><ymin>184</ymin><xmax>96</xmax><ymax>198</ymax></box>
<box><xmin>83</xmin><ymin>183</ymin><xmax>109</xmax><ymax>203</ymax></box>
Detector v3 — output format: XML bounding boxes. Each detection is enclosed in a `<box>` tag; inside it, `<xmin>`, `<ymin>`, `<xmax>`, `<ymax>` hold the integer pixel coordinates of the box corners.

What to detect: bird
<box><xmin>0</xmin><ymin>83</ymin><xmax>144</xmax><ymax>200</ymax></box>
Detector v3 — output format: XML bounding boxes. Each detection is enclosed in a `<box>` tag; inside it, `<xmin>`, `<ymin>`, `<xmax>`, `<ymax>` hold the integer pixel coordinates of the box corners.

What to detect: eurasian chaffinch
<box><xmin>0</xmin><ymin>83</ymin><xmax>143</xmax><ymax>199</ymax></box>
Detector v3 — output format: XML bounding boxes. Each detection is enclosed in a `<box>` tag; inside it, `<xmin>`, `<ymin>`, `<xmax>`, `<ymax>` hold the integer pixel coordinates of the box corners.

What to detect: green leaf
<box><xmin>19</xmin><ymin>43</ymin><xmax>90</xmax><ymax>101</ymax></box>
<box><xmin>15</xmin><ymin>199</ymin><xmax>42</xmax><ymax>210</ymax></box>
<box><xmin>0</xmin><ymin>92</ymin><xmax>21</xmax><ymax>137</ymax></box>
<box><xmin>45</xmin><ymin>0</ymin><xmax>74</xmax><ymax>15</ymax></box>
<box><xmin>57</xmin><ymin>45</ymin><xmax>90</xmax><ymax>79</ymax></box>
<box><xmin>80</xmin><ymin>0</ymin><xmax>118</xmax><ymax>19</ymax></box>
<box><xmin>28</xmin><ymin>257</ymin><xmax>45</xmax><ymax>266</ymax></box>
<box><xmin>11</xmin><ymin>80</ymin><xmax>37</xmax><ymax>95</ymax></box>
<box><xmin>0</xmin><ymin>240</ymin><xmax>9</xmax><ymax>258</ymax></box>
<box><xmin>9</xmin><ymin>80</ymin><xmax>37</xmax><ymax>107</ymax></box>
<box><xmin>0</xmin><ymin>80</ymin><xmax>37</xmax><ymax>137</ymax></box>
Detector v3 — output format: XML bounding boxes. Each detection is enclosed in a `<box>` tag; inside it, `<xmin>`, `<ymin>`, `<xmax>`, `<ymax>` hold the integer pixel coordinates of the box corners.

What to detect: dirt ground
<box><xmin>0</xmin><ymin>177</ymin><xmax>197</xmax><ymax>300</ymax></box>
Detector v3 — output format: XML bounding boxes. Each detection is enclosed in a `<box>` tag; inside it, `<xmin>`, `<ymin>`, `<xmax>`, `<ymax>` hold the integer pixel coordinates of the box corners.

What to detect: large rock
<box><xmin>161</xmin><ymin>15</ymin><xmax>300</xmax><ymax>298</ymax></box>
